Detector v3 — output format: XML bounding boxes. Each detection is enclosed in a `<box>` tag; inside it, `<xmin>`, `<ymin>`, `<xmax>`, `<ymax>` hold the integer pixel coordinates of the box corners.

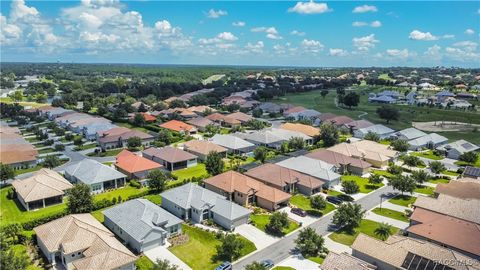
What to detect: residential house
<box><xmin>209</xmin><ymin>134</ymin><xmax>255</xmax><ymax>155</ymax></box>
<box><xmin>245</xmin><ymin>163</ymin><xmax>324</xmax><ymax>195</ymax></box>
<box><xmin>226</xmin><ymin>111</ymin><xmax>254</xmax><ymax>124</ymax></box>
<box><xmin>321</xmin><ymin>252</ymin><xmax>376</xmax><ymax>270</ymax></box>
<box><xmin>418</xmin><ymin>82</ymin><xmax>437</xmax><ymax>90</ymax></box>
<box><xmin>354</xmin><ymin>124</ymin><xmax>395</xmax><ymax>139</ymax></box>
<box><xmin>159</xmin><ymin>120</ymin><xmax>197</xmax><ymax>135</ymax></box>
<box><xmin>83</xmin><ymin>122</ymin><xmax>118</xmax><ymax>141</ymax></box>
<box><xmin>351</xmin><ymin>234</ymin><xmax>479</xmax><ymax>270</ymax></box>
<box><xmin>11</xmin><ymin>169</ymin><xmax>72</xmax><ymax>211</ymax></box>
<box><xmin>131</xmin><ymin>101</ymin><xmax>150</xmax><ymax>111</ymax></box>
<box><xmin>318</xmin><ymin>112</ymin><xmax>337</xmax><ymax>122</ymax></box>
<box><xmin>276</xmin><ymin>156</ymin><xmax>342</xmax><ymax>187</ymax></box>
<box><xmin>395</xmin><ymin>128</ymin><xmax>427</xmax><ymax>141</ymax></box>
<box><xmin>408</xmin><ymin>133</ymin><xmax>448</xmax><ymax>150</ymax></box>
<box><xmin>54</xmin><ymin>112</ymin><xmax>92</xmax><ymax>128</ymax></box>
<box><xmin>258</xmin><ymin>102</ymin><xmax>282</xmax><ymax>113</ymax></box>
<box><xmin>306</xmin><ymin>149</ymin><xmax>371</xmax><ymax>176</ymax></box>
<box><xmin>64</xmin><ymin>159</ymin><xmax>127</xmax><ymax>194</ymax></box>
<box><xmin>0</xmin><ymin>127</ymin><xmax>38</xmax><ymax>169</ymax></box>
<box><xmin>204</xmin><ymin>171</ymin><xmax>291</xmax><ymax>211</ymax></box>
<box><xmin>234</xmin><ymin>128</ymin><xmax>312</xmax><ymax>149</ymax></box>
<box><xmin>160</xmin><ymin>183</ymin><xmax>252</xmax><ymax>230</ymax></box>
<box><xmin>115</xmin><ymin>150</ymin><xmax>163</xmax><ymax>179</ymax></box>
<box><xmin>142</xmin><ymin>147</ymin><xmax>197</xmax><ymax>171</ymax></box>
<box><xmin>129</xmin><ymin>112</ymin><xmax>156</xmax><ymax>123</ymax></box>
<box><xmin>436</xmin><ymin>140</ymin><xmax>479</xmax><ymax>160</ymax></box>
<box><xmin>463</xmin><ymin>166</ymin><xmax>480</xmax><ymax>179</ymax></box>
<box><xmin>344</xmin><ymin>120</ymin><xmax>374</xmax><ymax>133</ymax></box>
<box><xmin>283</xmin><ymin>106</ymin><xmax>306</xmax><ymax>116</ymax></box>
<box><xmin>183</xmin><ymin>140</ymin><xmax>227</xmax><ymax>161</ymax></box>
<box><xmin>328</xmin><ymin>140</ymin><xmax>398</xmax><ymax>168</ymax></box>
<box><xmin>34</xmin><ymin>214</ymin><xmax>137</xmax><ymax>270</ymax></box>
<box><xmin>279</xmin><ymin>122</ymin><xmax>320</xmax><ymax>137</ymax></box>
<box><xmin>435</xmin><ymin>90</ymin><xmax>455</xmax><ymax>103</ymax></box>
<box><xmin>287</xmin><ymin>109</ymin><xmax>322</xmax><ymax>124</ymax></box>
<box><xmin>188</xmin><ymin>105</ymin><xmax>216</xmax><ymax>115</ymax></box>
<box><xmin>103</xmin><ymin>199</ymin><xmax>183</xmax><ymax>253</ymax></box>
<box><xmin>186</xmin><ymin>117</ymin><xmax>218</xmax><ymax>132</ymax></box>
<box><xmin>206</xmin><ymin>113</ymin><xmax>241</xmax><ymax>127</ymax></box>
<box><xmin>97</xmin><ymin>127</ymin><xmax>154</xmax><ymax>150</ymax></box>
<box><xmin>68</xmin><ymin>116</ymin><xmax>111</xmax><ymax>134</ymax></box>
<box><xmin>326</xmin><ymin>115</ymin><xmax>355</xmax><ymax>127</ymax></box>
<box><xmin>368</xmin><ymin>91</ymin><xmax>400</xmax><ymax>104</ymax></box>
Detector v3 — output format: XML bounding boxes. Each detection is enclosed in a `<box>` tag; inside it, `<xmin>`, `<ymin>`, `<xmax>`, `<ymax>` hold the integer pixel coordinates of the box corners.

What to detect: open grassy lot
<box><xmin>290</xmin><ymin>194</ymin><xmax>336</xmax><ymax>216</ymax></box>
<box><xmin>0</xmin><ymin>97</ymin><xmax>48</xmax><ymax>108</ymax></box>
<box><xmin>172</xmin><ymin>163</ymin><xmax>209</xmax><ymax>181</ymax></box>
<box><xmin>87</xmin><ymin>148</ymin><xmax>123</xmax><ymax>157</ymax></box>
<box><xmin>371</xmin><ymin>170</ymin><xmax>394</xmax><ymax>179</ymax></box>
<box><xmin>250</xmin><ymin>214</ymin><xmax>300</xmax><ymax>235</ymax></box>
<box><xmin>328</xmin><ymin>219</ymin><xmax>400</xmax><ymax>246</ymax></box>
<box><xmin>455</xmin><ymin>158</ymin><xmax>480</xmax><ymax>168</ymax></box>
<box><xmin>74</xmin><ymin>143</ymin><xmax>98</xmax><ymax>151</ymax></box>
<box><xmin>388</xmin><ymin>195</ymin><xmax>417</xmax><ymax>207</ymax></box>
<box><xmin>428</xmin><ymin>178</ymin><xmax>450</xmax><ymax>184</ymax></box>
<box><xmin>135</xmin><ymin>256</ymin><xmax>155</xmax><ymax>270</ymax></box>
<box><xmin>38</xmin><ymin>148</ymin><xmax>55</xmax><ymax>154</ymax></box>
<box><xmin>0</xmin><ymin>186</ymin><xmax>67</xmax><ymax>226</ymax></box>
<box><xmin>411</xmin><ymin>150</ymin><xmax>444</xmax><ymax>160</ymax></box>
<box><xmin>372</xmin><ymin>207</ymin><xmax>409</xmax><ymax>222</ymax></box>
<box><xmin>414</xmin><ymin>185</ymin><xmax>434</xmax><ymax>195</ymax></box>
<box><xmin>169</xmin><ymin>225</ymin><xmax>256</xmax><ymax>270</ymax></box>
<box><xmin>94</xmin><ymin>186</ymin><xmax>148</xmax><ymax>202</ymax></box>
<box><xmin>341</xmin><ymin>175</ymin><xmax>384</xmax><ymax>193</ymax></box>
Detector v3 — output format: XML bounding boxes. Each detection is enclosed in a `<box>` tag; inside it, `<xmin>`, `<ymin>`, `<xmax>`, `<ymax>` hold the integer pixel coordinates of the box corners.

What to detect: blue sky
<box><xmin>1</xmin><ymin>0</ymin><xmax>479</xmax><ymax>67</ymax></box>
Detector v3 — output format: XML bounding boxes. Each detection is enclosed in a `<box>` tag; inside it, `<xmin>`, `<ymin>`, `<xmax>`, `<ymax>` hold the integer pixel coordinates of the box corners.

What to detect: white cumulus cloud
<box><xmin>290</xmin><ymin>30</ymin><xmax>306</xmax><ymax>36</ymax></box>
<box><xmin>232</xmin><ymin>21</ymin><xmax>245</xmax><ymax>27</ymax></box>
<box><xmin>370</xmin><ymin>20</ymin><xmax>382</xmax><ymax>27</ymax></box>
<box><xmin>251</xmin><ymin>26</ymin><xmax>282</xmax><ymax>40</ymax></box>
<box><xmin>206</xmin><ymin>9</ymin><xmax>227</xmax><ymax>18</ymax></box>
<box><xmin>245</xmin><ymin>41</ymin><xmax>264</xmax><ymax>53</ymax></box>
<box><xmin>199</xmin><ymin>32</ymin><xmax>238</xmax><ymax>44</ymax></box>
<box><xmin>386</xmin><ymin>49</ymin><xmax>412</xmax><ymax>59</ymax></box>
<box><xmin>353</xmin><ymin>21</ymin><xmax>381</xmax><ymax>27</ymax></box>
<box><xmin>465</xmin><ymin>28</ymin><xmax>475</xmax><ymax>35</ymax></box>
<box><xmin>409</xmin><ymin>30</ymin><xmax>438</xmax><ymax>41</ymax></box>
<box><xmin>329</xmin><ymin>48</ymin><xmax>348</xmax><ymax>56</ymax></box>
<box><xmin>353</xmin><ymin>34</ymin><xmax>379</xmax><ymax>51</ymax></box>
<box><xmin>288</xmin><ymin>1</ymin><xmax>332</xmax><ymax>14</ymax></box>
<box><xmin>353</xmin><ymin>5</ymin><xmax>377</xmax><ymax>13</ymax></box>
<box><xmin>301</xmin><ymin>39</ymin><xmax>324</xmax><ymax>53</ymax></box>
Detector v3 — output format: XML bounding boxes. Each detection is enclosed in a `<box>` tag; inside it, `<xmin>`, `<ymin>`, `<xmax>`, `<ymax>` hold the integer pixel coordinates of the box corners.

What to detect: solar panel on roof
<box><xmin>401</xmin><ymin>253</ymin><xmax>455</xmax><ymax>270</ymax></box>
<box><xmin>460</xmin><ymin>143</ymin><xmax>474</xmax><ymax>150</ymax></box>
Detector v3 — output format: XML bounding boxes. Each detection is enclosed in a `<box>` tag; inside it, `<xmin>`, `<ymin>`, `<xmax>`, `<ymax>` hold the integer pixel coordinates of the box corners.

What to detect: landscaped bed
<box><xmin>371</xmin><ymin>207</ymin><xmax>409</xmax><ymax>222</ymax></box>
<box><xmin>250</xmin><ymin>214</ymin><xmax>300</xmax><ymax>235</ymax></box>
<box><xmin>371</xmin><ymin>170</ymin><xmax>394</xmax><ymax>179</ymax></box>
<box><xmin>169</xmin><ymin>225</ymin><xmax>256</xmax><ymax>270</ymax></box>
<box><xmin>411</xmin><ymin>150</ymin><xmax>444</xmax><ymax>160</ymax></box>
<box><xmin>388</xmin><ymin>195</ymin><xmax>417</xmax><ymax>207</ymax></box>
<box><xmin>172</xmin><ymin>163</ymin><xmax>209</xmax><ymax>181</ymax></box>
<box><xmin>328</xmin><ymin>219</ymin><xmax>400</xmax><ymax>246</ymax></box>
<box><xmin>290</xmin><ymin>194</ymin><xmax>335</xmax><ymax>216</ymax></box>
<box><xmin>341</xmin><ymin>175</ymin><xmax>384</xmax><ymax>193</ymax></box>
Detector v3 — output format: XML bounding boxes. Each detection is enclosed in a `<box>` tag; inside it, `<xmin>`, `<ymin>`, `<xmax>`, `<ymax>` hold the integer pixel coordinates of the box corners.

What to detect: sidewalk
<box><xmin>324</xmin><ymin>233</ymin><xmax>352</xmax><ymax>254</ymax></box>
<box><xmin>364</xmin><ymin>211</ymin><xmax>410</xmax><ymax>229</ymax></box>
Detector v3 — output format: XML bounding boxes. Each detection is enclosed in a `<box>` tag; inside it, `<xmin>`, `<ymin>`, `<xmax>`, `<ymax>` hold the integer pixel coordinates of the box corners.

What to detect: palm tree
<box><xmin>374</xmin><ymin>222</ymin><xmax>393</xmax><ymax>241</ymax></box>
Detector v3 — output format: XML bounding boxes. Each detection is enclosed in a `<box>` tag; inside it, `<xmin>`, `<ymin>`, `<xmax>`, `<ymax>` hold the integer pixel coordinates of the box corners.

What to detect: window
<box><xmin>71</xmin><ymin>254</ymin><xmax>75</xmax><ymax>257</ymax></box>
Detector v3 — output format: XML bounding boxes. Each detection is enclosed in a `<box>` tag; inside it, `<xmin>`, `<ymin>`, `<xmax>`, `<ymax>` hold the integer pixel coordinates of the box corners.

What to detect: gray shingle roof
<box><xmin>408</xmin><ymin>133</ymin><xmax>448</xmax><ymax>147</ymax></box>
<box><xmin>276</xmin><ymin>156</ymin><xmax>341</xmax><ymax>182</ymax></box>
<box><xmin>210</xmin><ymin>134</ymin><xmax>254</xmax><ymax>150</ymax></box>
<box><xmin>358</xmin><ymin>124</ymin><xmax>395</xmax><ymax>136</ymax></box>
<box><xmin>396</xmin><ymin>128</ymin><xmax>427</xmax><ymax>140</ymax></box>
<box><xmin>103</xmin><ymin>199</ymin><xmax>182</xmax><ymax>242</ymax></box>
<box><xmin>64</xmin><ymin>159</ymin><xmax>126</xmax><ymax>185</ymax></box>
<box><xmin>211</xmin><ymin>197</ymin><xmax>252</xmax><ymax>220</ymax></box>
<box><xmin>234</xmin><ymin>128</ymin><xmax>311</xmax><ymax>145</ymax></box>
<box><xmin>437</xmin><ymin>140</ymin><xmax>479</xmax><ymax>154</ymax></box>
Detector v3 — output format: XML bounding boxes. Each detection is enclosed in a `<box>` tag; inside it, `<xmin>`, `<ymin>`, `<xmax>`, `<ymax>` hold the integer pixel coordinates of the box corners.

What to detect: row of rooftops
<box><xmin>0</xmin><ymin>121</ymin><xmax>38</xmax><ymax>165</ymax></box>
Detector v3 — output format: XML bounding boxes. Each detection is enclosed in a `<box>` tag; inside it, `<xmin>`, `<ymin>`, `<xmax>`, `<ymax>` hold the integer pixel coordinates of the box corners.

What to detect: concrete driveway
<box><xmin>276</xmin><ymin>254</ymin><xmax>320</xmax><ymax>270</ymax></box>
<box><xmin>279</xmin><ymin>207</ymin><xmax>317</xmax><ymax>226</ymax></box>
<box><xmin>144</xmin><ymin>245</ymin><xmax>192</xmax><ymax>270</ymax></box>
<box><xmin>234</xmin><ymin>224</ymin><xmax>278</xmax><ymax>250</ymax></box>
<box><xmin>364</xmin><ymin>210</ymin><xmax>410</xmax><ymax>229</ymax></box>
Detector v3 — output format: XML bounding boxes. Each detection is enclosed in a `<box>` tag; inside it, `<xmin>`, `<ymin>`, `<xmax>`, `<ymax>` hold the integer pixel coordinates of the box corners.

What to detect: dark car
<box><xmin>326</xmin><ymin>196</ymin><xmax>343</xmax><ymax>205</ymax></box>
<box><xmin>291</xmin><ymin>207</ymin><xmax>307</xmax><ymax>217</ymax></box>
<box><xmin>261</xmin><ymin>259</ymin><xmax>274</xmax><ymax>269</ymax></box>
<box><xmin>215</xmin><ymin>262</ymin><xmax>232</xmax><ymax>270</ymax></box>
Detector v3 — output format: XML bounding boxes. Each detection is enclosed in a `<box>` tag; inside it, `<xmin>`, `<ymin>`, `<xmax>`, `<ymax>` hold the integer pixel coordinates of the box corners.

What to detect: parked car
<box><xmin>291</xmin><ymin>207</ymin><xmax>307</xmax><ymax>217</ymax></box>
<box><xmin>261</xmin><ymin>259</ymin><xmax>274</xmax><ymax>269</ymax></box>
<box><xmin>326</xmin><ymin>196</ymin><xmax>343</xmax><ymax>205</ymax></box>
<box><xmin>215</xmin><ymin>262</ymin><xmax>232</xmax><ymax>270</ymax></box>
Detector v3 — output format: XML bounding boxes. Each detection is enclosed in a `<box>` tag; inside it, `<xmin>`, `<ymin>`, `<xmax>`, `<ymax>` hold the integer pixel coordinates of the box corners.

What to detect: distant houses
<box><xmin>209</xmin><ymin>134</ymin><xmax>255</xmax><ymax>155</ymax></box>
<box><xmin>142</xmin><ymin>147</ymin><xmax>198</xmax><ymax>171</ymax></box>
<box><xmin>407</xmin><ymin>133</ymin><xmax>448</xmax><ymax>150</ymax></box>
<box><xmin>183</xmin><ymin>140</ymin><xmax>227</xmax><ymax>161</ymax></box>
<box><xmin>115</xmin><ymin>150</ymin><xmax>163</xmax><ymax>179</ymax></box>
<box><xmin>436</xmin><ymin>139</ymin><xmax>479</xmax><ymax>159</ymax></box>
<box><xmin>276</xmin><ymin>156</ymin><xmax>342</xmax><ymax>187</ymax></box>
<box><xmin>97</xmin><ymin>127</ymin><xmax>154</xmax><ymax>150</ymax></box>
<box><xmin>353</xmin><ymin>124</ymin><xmax>395</xmax><ymax>139</ymax></box>
<box><xmin>0</xmin><ymin>122</ymin><xmax>38</xmax><ymax>170</ymax></box>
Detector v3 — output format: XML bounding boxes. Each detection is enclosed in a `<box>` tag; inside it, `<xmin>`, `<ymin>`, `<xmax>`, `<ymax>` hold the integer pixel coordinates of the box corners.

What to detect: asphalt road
<box><xmin>233</xmin><ymin>185</ymin><xmax>397</xmax><ymax>269</ymax></box>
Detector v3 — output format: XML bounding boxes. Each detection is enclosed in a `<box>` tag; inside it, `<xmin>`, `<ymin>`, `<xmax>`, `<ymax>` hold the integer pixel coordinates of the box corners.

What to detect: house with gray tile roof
<box><xmin>160</xmin><ymin>183</ymin><xmax>251</xmax><ymax>230</ymax></box>
<box><xmin>64</xmin><ymin>159</ymin><xmax>127</xmax><ymax>194</ymax></box>
<box><xmin>209</xmin><ymin>134</ymin><xmax>255</xmax><ymax>155</ymax></box>
<box><xmin>83</xmin><ymin>122</ymin><xmax>118</xmax><ymax>141</ymax></box>
<box><xmin>276</xmin><ymin>156</ymin><xmax>341</xmax><ymax>187</ymax></box>
<box><xmin>287</xmin><ymin>109</ymin><xmax>321</xmax><ymax>122</ymax></box>
<box><xmin>436</xmin><ymin>140</ymin><xmax>479</xmax><ymax>160</ymax></box>
<box><xmin>258</xmin><ymin>102</ymin><xmax>282</xmax><ymax>113</ymax></box>
<box><xmin>103</xmin><ymin>199</ymin><xmax>182</xmax><ymax>253</ymax></box>
<box><xmin>408</xmin><ymin>133</ymin><xmax>448</xmax><ymax>150</ymax></box>
<box><xmin>233</xmin><ymin>128</ymin><xmax>312</xmax><ymax>149</ymax></box>
<box><xmin>395</xmin><ymin>127</ymin><xmax>427</xmax><ymax>141</ymax></box>
<box><xmin>353</xmin><ymin>124</ymin><xmax>396</xmax><ymax>139</ymax></box>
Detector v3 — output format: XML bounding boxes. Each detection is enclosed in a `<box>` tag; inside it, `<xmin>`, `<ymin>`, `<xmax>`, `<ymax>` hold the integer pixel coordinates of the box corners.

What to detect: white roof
<box><xmin>396</xmin><ymin>128</ymin><xmax>427</xmax><ymax>140</ymax></box>
<box><xmin>437</xmin><ymin>140</ymin><xmax>479</xmax><ymax>154</ymax></box>
<box><xmin>408</xmin><ymin>133</ymin><xmax>448</xmax><ymax>147</ymax></box>
<box><xmin>276</xmin><ymin>156</ymin><xmax>341</xmax><ymax>182</ymax></box>
<box><xmin>358</xmin><ymin>124</ymin><xmax>395</xmax><ymax>136</ymax></box>
<box><xmin>64</xmin><ymin>159</ymin><xmax>127</xmax><ymax>185</ymax></box>
<box><xmin>234</xmin><ymin>128</ymin><xmax>311</xmax><ymax>145</ymax></box>
<box><xmin>209</xmin><ymin>134</ymin><xmax>254</xmax><ymax>150</ymax></box>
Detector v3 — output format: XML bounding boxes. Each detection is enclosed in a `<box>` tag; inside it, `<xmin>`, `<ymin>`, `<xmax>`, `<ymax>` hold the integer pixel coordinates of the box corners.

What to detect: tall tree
<box><xmin>429</xmin><ymin>161</ymin><xmax>446</xmax><ymax>174</ymax></box>
<box><xmin>151</xmin><ymin>259</ymin><xmax>179</xmax><ymax>270</ymax></box>
<box><xmin>342</xmin><ymin>180</ymin><xmax>360</xmax><ymax>194</ymax></box>
<box><xmin>295</xmin><ymin>227</ymin><xmax>325</xmax><ymax>257</ymax></box>
<box><xmin>388</xmin><ymin>175</ymin><xmax>416</xmax><ymax>195</ymax></box>
<box><xmin>411</xmin><ymin>170</ymin><xmax>430</xmax><ymax>184</ymax></box>
<box><xmin>342</xmin><ymin>92</ymin><xmax>360</xmax><ymax>109</ymax></box>
<box><xmin>374</xmin><ymin>222</ymin><xmax>393</xmax><ymax>241</ymax></box>
<box><xmin>127</xmin><ymin>136</ymin><xmax>142</xmax><ymax>149</ymax></box>
<box><xmin>215</xmin><ymin>234</ymin><xmax>245</xmax><ymax>261</ymax></box>
<box><xmin>254</xmin><ymin>147</ymin><xmax>268</xmax><ymax>163</ymax></box>
<box><xmin>391</xmin><ymin>139</ymin><xmax>409</xmax><ymax>152</ymax></box>
<box><xmin>266</xmin><ymin>212</ymin><xmax>289</xmax><ymax>235</ymax></box>
<box><xmin>368</xmin><ymin>174</ymin><xmax>383</xmax><ymax>185</ymax></box>
<box><xmin>0</xmin><ymin>163</ymin><xmax>15</xmax><ymax>182</ymax></box>
<box><xmin>147</xmin><ymin>169</ymin><xmax>168</xmax><ymax>192</ymax></box>
<box><xmin>67</xmin><ymin>184</ymin><xmax>94</xmax><ymax>213</ymax></box>
<box><xmin>364</xmin><ymin>131</ymin><xmax>380</xmax><ymax>142</ymax></box>
<box><xmin>376</xmin><ymin>106</ymin><xmax>399</xmax><ymax>124</ymax></box>
<box><xmin>133</xmin><ymin>113</ymin><xmax>146</xmax><ymax>127</ymax></box>
<box><xmin>318</xmin><ymin>122</ymin><xmax>339</xmax><ymax>147</ymax></box>
<box><xmin>205</xmin><ymin>151</ymin><xmax>224</xmax><ymax>175</ymax></box>
<box><xmin>310</xmin><ymin>195</ymin><xmax>327</xmax><ymax>211</ymax></box>
<box><xmin>43</xmin><ymin>155</ymin><xmax>61</xmax><ymax>168</ymax></box>
<box><xmin>332</xmin><ymin>203</ymin><xmax>365</xmax><ymax>232</ymax></box>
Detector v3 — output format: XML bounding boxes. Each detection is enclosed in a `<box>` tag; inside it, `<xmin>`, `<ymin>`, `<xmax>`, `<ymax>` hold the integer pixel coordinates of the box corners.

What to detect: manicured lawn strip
<box><xmin>441</xmin><ymin>170</ymin><xmax>459</xmax><ymax>177</ymax></box>
<box><xmin>114</xmin><ymin>121</ymin><xmax>150</xmax><ymax>133</ymax></box>
<box><xmin>341</xmin><ymin>175</ymin><xmax>384</xmax><ymax>193</ymax></box>
<box><xmin>0</xmin><ymin>186</ymin><xmax>67</xmax><ymax>226</ymax></box>
<box><xmin>411</xmin><ymin>150</ymin><xmax>444</xmax><ymax>160</ymax></box>
<box><xmin>371</xmin><ymin>207</ymin><xmax>409</xmax><ymax>222</ymax></box>
<box><xmin>371</xmin><ymin>170</ymin><xmax>394</xmax><ymax>179</ymax></box>
<box><xmin>272</xmin><ymin>267</ymin><xmax>295</xmax><ymax>270</ymax></box>
<box><xmin>87</xmin><ymin>148</ymin><xmax>123</xmax><ymax>157</ymax></box>
<box><xmin>172</xmin><ymin>164</ymin><xmax>209</xmax><ymax>181</ymax></box>
<box><xmin>38</xmin><ymin>148</ymin><xmax>55</xmax><ymax>154</ymax></box>
<box><xmin>326</xmin><ymin>189</ymin><xmax>343</xmax><ymax>196</ymax></box>
<box><xmin>414</xmin><ymin>185</ymin><xmax>434</xmax><ymax>195</ymax></box>
<box><xmin>11</xmin><ymin>244</ymin><xmax>43</xmax><ymax>270</ymax></box>
<box><xmin>307</xmin><ymin>256</ymin><xmax>324</xmax><ymax>264</ymax></box>
<box><xmin>94</xmin><ymin>186</ymin><xmax>148</xmax><ymax>202</ymax></box>
<box><xmin>135</xmin><ymin>256</ymin><xmax>155</xmax><ymax>270</ymax></box>
<box><xmin>428</xmin><ymin>178</ymin><xmax>450</xmax><ymax>184</ymax></box>
<box><xmin>143</xmin><ymin>194</ymin><xmax>162</xmax><ymax>205</ymax></box>
<box><xmin>388</xmin><ymin>195</ymin><xmax>417</xmax><ymax>207</ymax></box>
<box><xmin>454</xmin><ymin>159</ymin><xmax>480</xmax><ymax>168</ymax></box>
<box><xmin>290</xmin><ymin>194</ymin><xmax>335</xmax><ymax>216</ymax></box>
<box><xmin>26</xmin><ymin>137</ymin><xmax>40</xmax><ymax>143</ymax></box>
<box><xmin>328</xmin><ymin>219</ymin><xmax>400</xmax><ymax>246</ymax></box>
<box><xmin>15</xmin><ymin>165</ymin><xmax>43</xmax><ymax>175</ymax></box>
<box><xmin>250</xmin><ymin>214</ymin><xmax>299</xmax><ymax>235</ymax></box>
<box><xmin>169</xmin><ymin>225</ymin><xmax>256</xmax><ymax>270</ymax></box>
<box><xmin>379</xmin><ymin>140</ymin><xmax>391</xmax><ymax>145</ymax></box>
<box><xmin>91</xmin><ymin>209</ymin><xmax>105</xmax><ymax>223</ymax></box>
<box><xmin>74</xmin><ymin>143</ymin><xmax>98</xmax><ymax>151</ymax></box>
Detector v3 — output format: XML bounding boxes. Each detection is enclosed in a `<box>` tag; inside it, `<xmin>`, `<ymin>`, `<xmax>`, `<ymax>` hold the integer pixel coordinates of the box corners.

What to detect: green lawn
<box><xmin>26</xmin><ymin>137</ymin><xmax>40</xmax><ymax>143</ymax></box>
<box><xmin>428</xmin><ymin>178</ymin><xmax>450</xmax><ymax>184</ymax></box>
<box><xmin>143</xmin><ymin>194</ymin><xmax>162</xmax><ymax>205</ymax></box>
<box><xmin>169</xmin><ymin>225</ymin><xmax>256</xmax><ymax>270</ymax></box>
<box><xmin>135</xmin><ymin>256</ymin><xmax>155</xmax><ymax>270</ymax></box>
<box><xmin>371</xmin><ymin>170</ymin><xmax>394</xmax><ymax>179</ymax></box>
<box><xmin>250</xmin><ymin>214</ymin><xmax>300</xmax><ymax>235</ymax></box>
<box><xmin>388</xmin><ymin>195</ymin><xmax>417</xmax><ymax>207</ymax></box>
<box><xmin>441</xmin><ymin>170</ymin><xmax>459</xmax><ymax>177</ymax></box>
<box><xmin>411</xmin><ymin>150</ymin><xmax>444</xmax><ymax>160</ymax></box>
<box><xmin>0</xmin><ymin>186</ymin><xmax>67</xmax><ymax>226</ymax></box>
<box><xmin>15</xmin><ymin>165</ymin><xmax>44</xmax><ymax>175</ymax></box>
<box><xmin>172</xmin><ymin>164</ymin><xmax>209</xmax><ymax>181</ymax></box>
<box><xmin>74</xmin><ymin>143</ymin><xmax>98</xmax><ymax>151</ymax></box>
<box><xmin>327</xmin><ymin>189</ymin><xmax>343</xmax><ymax>196</ymax></box>
<box><xmin>328</xmin><ymin>219</ymin><xmax>400</xmax><ymax>246</ymax></box>
<box><xmin>371</xmin><ymin>207</ymin><xmax>409</xmax><ymax>222</ymax></box>
<box><xmin>11</xmin><ymin>244</ymin><xmax>43</xmax><ymax>270</ymax></box>
<box><xmin>454</xmin><ymin>158</ymin><xmax>480</xmax><ymax>168</ymax></box>
<box><xmin>290</xmin><ymin>194</ymin><xmax>335</xmax><ymax>216</ymax></box>
<box><xmin>341</xmin><ymin>175</ymin><xmax>384</xmax><ymax>193</ymax></box>
<box><xmin>272</xmin><ymin>267</ymin><xmax>295</xmax><ymax>270</ymax></box>
<box><xmin>414</xmin><ymin>185</ymin><xmax>434</xmax><ymax>195</ymax></box>
<box><xmin>114</xmin><ymin>121</ymin><xmax>150</xmax><ymax>133</ymax></box>
<box><xmin>91</xmin><ymin>209</ymin><xmax>105</xmax><ymax>223</ymax></box>
<box><xmin>308</xmin><ymin>256</ymin><xmax>324</xmax><ymax>264</ymax></box>
<box><xmin>87</xmin><ymin>148</ymin><xmax>123</xmax><ymax>157</ymax></box>
<box><xmin>379</xmin><ymin>139</ymin><xmax>391</xmax><ymax>145</ymax></box>
<box><xmin>94</xmin><ymin>186</ymin><xmax>148</xmax><ymax>202</ymax></box>
<box><xmin>38</xmin><ymin>148</ymin><xmax>55</xmax><ymax>154</ymax></box>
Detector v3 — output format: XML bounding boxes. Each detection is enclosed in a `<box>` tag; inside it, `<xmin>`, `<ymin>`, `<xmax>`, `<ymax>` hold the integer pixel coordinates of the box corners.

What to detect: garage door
<box><xmin>142</xmin><ymin>240</ymin><xmax>162</xmax><ymax>252</ymax></box>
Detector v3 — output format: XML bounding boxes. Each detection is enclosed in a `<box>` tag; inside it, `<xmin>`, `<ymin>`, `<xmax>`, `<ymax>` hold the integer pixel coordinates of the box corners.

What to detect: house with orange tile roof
<box><xmin>129</xmin><ymin>112</ymin><xmax>156</xmax><ymax>123</ymax></box>
<box><xmin>159</xmin><ymin>120</ymin><xmax>197</xmax><ymax>135</ymax></box>
<box><xmin>306</xmin><ymin>149</ymin><xmax>372</xmax><ymax>176</ymax></box>
<box><xmin>0</xmin><ymin>123</ymin><xmax>38</xmax><ymax>169</ymax></box>
<box><xmin>115</xmin><ymin>150</ymin><xmax>162</xmax><ymax>179</ymax></box>
<box><xmin>203</xmin><ymin>171</ymin><xmax>291</xmax><ymax>211</ymax></box>
<box><xmin>279</xmin><ymin>122</ymin><xmax>320</xmax><ymax>137</ymax></box>
<box><xmin>226</xmin><ymin>111</ymin><xmax>254</xmax><ymax>124</ymax></box>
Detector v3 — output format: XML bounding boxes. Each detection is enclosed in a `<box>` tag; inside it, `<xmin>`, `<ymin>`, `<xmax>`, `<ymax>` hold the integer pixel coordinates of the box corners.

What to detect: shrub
<box><xmin>129</xmin><ymin>180</ymin><xmax>141</xmax><ymax>189</ymax></box>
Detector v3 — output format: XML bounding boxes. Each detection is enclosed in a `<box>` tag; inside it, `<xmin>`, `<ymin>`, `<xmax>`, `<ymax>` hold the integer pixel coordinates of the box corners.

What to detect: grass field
<box><xmin>411</xmin><ymin>150</ymin><xmax>444</xmax><ymax>160</ymax></box>
<box><xmin>428</xmin><ymin>178</ymin><xmax>450</xmax><ymax>184</ymax></box>
<box><xmin>87</xmin><ymin>148</ymin><xmax>123</xmax><ymax>157</ymax></box>
<box><xmin>250</xmin><ymin>214</ymin><xmax>300</xmax><ymax>235</ymax></box>
<box><xmin>341</xmin><ymin>175</ymin><xmax>384</xmax><ymax>193</ymax></box>
<box><xmin>290</xmin><ymin>194</ymin><xmax>336</xmax><ymax>216</ymax></box>
<box><xmin>169</xmin><ymin>225</ymin><xmax>256</xmax><ymax>270</ymax></box>
<box><xmin>135</xmin><ymin>256</ymin><xmax>155</xmax><ymax>270</ymax></box>
<box><xmin>273</xmin><ymin>89</ymin><xmax>480</xmax><ymax>144</ymax></box>
<box><xmin>74</xmin><ymin>143</ymin><xmax>98</xmax><ymax>151</ymax></box>
<box><xmin>388</xmin><ymin>195</ymin><xmax>417</xmax><ymax>207</ymax></box>
<box><xmin>414</xmin><ymin>185</ymin><xmax>434</xmax><ymax>195</ymax></box>
<box><xmin>371</xmin><ymin>207</ymin><xmax>409</xmax><ymax>222</ymax></box>
<box><xmin>0</xmin><ymin>97</ymin><xmax>48</xmax><ymax>108</ymax></box>
<box><xmin>94</xmin><ymin>186</ymin><xmax>148</xmax><ymax>202</ymax></box>
<box><xmin>328</xmin><ymin>219</ymin><xmax>400</xmax><ymax>246</ymax></box>
<box><xmin>172</xmin><ymin>164</ymin><xmax>209</xmax><ymax>181</ymax></box>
